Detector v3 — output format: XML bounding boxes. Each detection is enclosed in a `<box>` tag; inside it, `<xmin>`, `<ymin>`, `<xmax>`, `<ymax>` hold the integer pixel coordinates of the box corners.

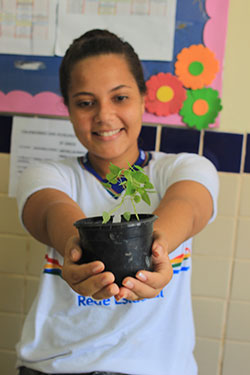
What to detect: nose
<box><xmin>94</xmin><ymin>100</ymin><xmax>114</xmax><ymax>124</ymax></box>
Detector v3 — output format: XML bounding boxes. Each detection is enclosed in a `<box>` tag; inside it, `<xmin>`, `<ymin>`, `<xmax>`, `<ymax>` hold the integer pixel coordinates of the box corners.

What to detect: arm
<box><xmin>117</xmin><ymin>180</ymin><xmax>214</xmax><ymax>300</ymax></box>
<box><xmin>22</xmin><ymin>188</ymin><xmax>85</xmax><ymax>255</ymax></box>
<box><xmin>153</xmin><ymin>179</ymin><xmax>213</xmax><ymax>254</ymax></box>
<box><xmin>22</xmin><ymin>188</ymin><xmax>120</xmax><ymax>299</ymax></box>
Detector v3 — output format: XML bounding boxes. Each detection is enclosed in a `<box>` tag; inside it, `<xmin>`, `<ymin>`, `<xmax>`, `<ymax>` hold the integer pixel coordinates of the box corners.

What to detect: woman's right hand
<box><xmin>62</xmin><ymin>236</ymin><xmax>120</xmax><ymax>300</ymax></box>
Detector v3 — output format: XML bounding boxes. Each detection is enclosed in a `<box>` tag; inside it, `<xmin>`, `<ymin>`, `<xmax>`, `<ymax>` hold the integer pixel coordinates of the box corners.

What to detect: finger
<box><xmin>115</xmin><ymin>286</ymin><xmax>140</xmax><ymax>301</ymax></box>
<box><xmin>135</xmin><ymin>267</ymin><xmax>172</xmax><ymax>291</ymax></box>
<box><xmin>73</xmin><ymin>271</ymin><xmax>116</xmax><ymax>297</ymax></box>
<box><xmin>92</xmin><ymin>283</ymin><xmax>120</xmax><ymax>300</ymax></box>
<box><xmin>121</xmin><ymin>277</ymin><xmax>161</xmax><ymax>299</ymax></box>
<box><xmin>116</xmin><ymin>247</ymin><xmax>173</xmax><ymax>300</ymax></box>
<box><xmin>152</xmin><ymin>232</ymin><xmax>168</xmax><ymax>253</ymax></box>
<box><xmin>115</xmin><ymin>277</ymin><xmax>159</xmax><ymax>301</ymax></box>
<box><xmin>150</xmin><ymin>245</ymin><xmax>173</xmax><ymax>285</ymax></box>
<box><xmin>64</xmin><ymin>235</ymin><xmax>82</xmax><ymax>261</ymax></box>
<box><xmin>64</xmin><ymin>244</ymin><xmax>82</xmax><ymax>265</ymax></box>
<box><xmin>62</xmin><ymin>261</ymin><xmax>104</xmax><ymax>285</ymax></box>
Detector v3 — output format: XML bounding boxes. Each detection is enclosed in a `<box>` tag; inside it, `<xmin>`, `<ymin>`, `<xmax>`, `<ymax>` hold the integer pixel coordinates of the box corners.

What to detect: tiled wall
<box><xmin>0</xmin><ymin>115</ymin><xmax>250</xmax><ymax>375</ymax></box>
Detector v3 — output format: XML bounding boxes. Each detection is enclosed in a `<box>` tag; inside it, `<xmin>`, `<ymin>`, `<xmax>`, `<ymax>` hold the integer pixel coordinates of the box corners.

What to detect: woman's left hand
<box><xmin>115</xmin><ymin>231</ymin><xmax>173</xmax><ymax>301</ymax></box>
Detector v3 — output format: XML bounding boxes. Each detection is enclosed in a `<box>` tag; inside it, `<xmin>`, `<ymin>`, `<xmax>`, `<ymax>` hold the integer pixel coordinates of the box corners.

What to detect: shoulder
<box><xmin>149</xmin><ymin>151</ymin><xmax>218</xmax><ymax>178</ymax></box>
<box><xmin>16</xmin><ymin>156</ymin><xmax>84</xmax><ymax>205</ymax></box>
<box><xmin>147</xmin><ymin>150</ymin><xmax>219</xmax><ymax>198</ymax></box>
<box><xmin>18</xmin><ymin>157</ymin><xmax>82</xmax><ymax>182</ymax></box>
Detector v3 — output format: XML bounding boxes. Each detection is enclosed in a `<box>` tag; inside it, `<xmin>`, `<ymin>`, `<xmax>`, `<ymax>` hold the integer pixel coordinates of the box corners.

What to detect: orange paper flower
<box><xmin>145</xmin><ymin>73</ymin><xmax>186</xmax><ymax>116</ymax></box>
<box><xmin>175</xmin><ymin>44</ymin><xmax>219</xmax><ymax>89</ymax></box>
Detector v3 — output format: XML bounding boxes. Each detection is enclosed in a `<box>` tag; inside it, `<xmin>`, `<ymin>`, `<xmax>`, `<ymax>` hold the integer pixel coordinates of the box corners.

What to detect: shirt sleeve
<box><xmin>153</xmin><ymin>153</ymin><xmax>219</xmax><ymax>223</ymax></box>
<box><xmin>16</xmin><ymin>161</ymin><xmax>75</xmax><ymax>229</ymax></box>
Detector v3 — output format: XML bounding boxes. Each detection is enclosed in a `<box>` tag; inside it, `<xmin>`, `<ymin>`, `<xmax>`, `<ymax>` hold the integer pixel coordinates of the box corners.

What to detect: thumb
<box><xmin>151</xmin><ymin>242</ymin><xmax>166</xmax><ymax>265</ymax></box>
<box><xmin>70</xmin><ymin>248</ymin><xmax>82</xmax><ymax>262</ymax></box>
<box><xmin>152</xmin><ymin>233</ymin><xmax>168</xmax><ymax>256</ymax></box>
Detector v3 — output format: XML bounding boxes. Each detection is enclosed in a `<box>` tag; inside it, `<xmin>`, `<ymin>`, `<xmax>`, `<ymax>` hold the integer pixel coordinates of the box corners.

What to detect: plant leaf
<box><xmin>102</xmin><ymin>182</ymin><xmax>112</xmax><ymax>189</ymax></box>
<box><xmin>140</xmin><ymin>190</ymin><xmax>151</xmax><ymax>205</ymax></box>
<box><xmin>102</xmin><ymin>211</ymin><xmax>111</xmax><ymax>224</ymax></box>
<box><xmin>134</xmin><ymin>194</ymin><xmax>141</xmax><ymax>203</ymax></box>
<box><xmin>123</xmin><ymin>169</ymin><xmax>131</xmax><ymax>180</ymax></box>
<box><xmin>125</xmin><ymin>180</ymin><xmax>136</xmax><ymax>196</ymax></box>
<box><xmin>119</xmin><ymin>180</ymin><xmax>127</xmax><ymax>186</ymax></box>
<box><xmin>144</xmin><ymin>182</ymin><xmax>155</xmax><ymax>189</ymax></box>
<box><xmin>109</xmin><ymin>163</ymin><xmax>122</xmax><ymax>176</ymax></box>
<box><xmin>133</xmin><ymin>165</ymin><xmax>143</xmax><ymax>171</ymax></box>
<box><xmin>106</xmin><ymin>172</ymin><xmax>117</xmax><ymax>184</ymax></box>
<box><xmin>133</xmin><ymin>170</ymin><xmax>148</xmax><ymax>183</ymax></box>
<box><xmin>123</xmin><ymin>211</ymin><xmax>131</xmax><ymax>221</ymax></box>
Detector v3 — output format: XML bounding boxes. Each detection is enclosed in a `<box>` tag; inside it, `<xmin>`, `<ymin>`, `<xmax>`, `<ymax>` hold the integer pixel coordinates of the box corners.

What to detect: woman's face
<box><xmin>67</xmin><ymin>54</ymin><xmax>145</xmax><ymax>169</ymax></box>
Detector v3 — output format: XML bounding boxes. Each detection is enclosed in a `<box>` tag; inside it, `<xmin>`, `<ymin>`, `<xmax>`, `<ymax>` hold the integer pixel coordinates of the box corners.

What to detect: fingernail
<box><xmin>92</xmin><ymin>264</ymin><xmax>103</xmax><ymax>274</ymax></box>
<box><xmin>71</xmin><ymin>248</ymin><xmax>79</xmax><ymax>261</ymax></box>
<box><xmin>101</xmin><ymin>275</ymin><xmax>111</xmax><ymax>286</ymax></box>
<box><xmin>137</xmin><ymin>272</ymin><xmax>147</xmax><ymax>281</ymax></box>
<box><xmin>124</xmin><ymin>280</ymin><xmax>134</xmax><ymax>289</ymax></box>
<box><xmin>153</xmin><ymin>245</ymin><xmax>162</xmax><ymax>257</ymax></box>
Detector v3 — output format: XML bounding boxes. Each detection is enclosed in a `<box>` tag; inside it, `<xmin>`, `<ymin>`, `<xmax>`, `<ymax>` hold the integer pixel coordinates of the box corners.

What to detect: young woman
<box><xmin>16</xmin><ymin>29</ymin><xmax>219</xmax><ymax>375</ymax></box>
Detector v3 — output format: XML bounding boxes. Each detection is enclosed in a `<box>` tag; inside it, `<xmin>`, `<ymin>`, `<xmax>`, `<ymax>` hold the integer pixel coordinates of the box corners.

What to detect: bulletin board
<box><xmin>0</xmin><ymin>0</ymin><xmax>230</xmax><ymax>130</ymax></box>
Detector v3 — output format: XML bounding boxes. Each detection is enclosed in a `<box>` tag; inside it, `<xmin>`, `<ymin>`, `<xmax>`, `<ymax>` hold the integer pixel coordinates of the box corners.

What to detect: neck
<box><xmin>88</xmin><ymin>149</ymin><xmax>140</xmax><ymax>179</ymax></box>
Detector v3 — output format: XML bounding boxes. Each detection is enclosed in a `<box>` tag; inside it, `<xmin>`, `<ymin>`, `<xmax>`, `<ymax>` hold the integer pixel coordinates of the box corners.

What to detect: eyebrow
<box><xmin>72</xmin><ymin>84</ymin><xmax>132</xmax><ymax>98</ymax></box>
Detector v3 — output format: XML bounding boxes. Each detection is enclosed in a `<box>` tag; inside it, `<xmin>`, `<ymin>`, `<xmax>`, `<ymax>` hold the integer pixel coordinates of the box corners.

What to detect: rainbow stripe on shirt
<box><xmin>43</xmin><ymin>247</ymin><xmax>191</xmax><ymax>277</ymax></box>
<box><xmin>170</xmin><ymin>247</ymin><xmax>191</xmax><ymax>274</ymax></box>
<box><xmin>43</xmin><ymin>254</ymin><xmax>62</xmax><ymax>276</ymax></box>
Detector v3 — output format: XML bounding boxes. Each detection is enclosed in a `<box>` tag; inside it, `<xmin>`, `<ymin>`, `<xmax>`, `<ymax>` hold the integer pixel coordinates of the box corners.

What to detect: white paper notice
<box><xmin>9</xmin><ymin>117</ymin><xmax>87</xmax><ymax>197</ymax></box>
<box><xmin>56</xmin><ymin>0</ymin><xmax>177</xmax><ymax>61</ymax></box>
<box><xmin>0</xmin><ymin>0</ymin><xmax>58</xmax><ymax>55</ymax></box>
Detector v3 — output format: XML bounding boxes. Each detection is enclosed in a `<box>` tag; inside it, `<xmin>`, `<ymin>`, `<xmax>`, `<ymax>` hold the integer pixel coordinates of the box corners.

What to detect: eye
<box><xmin>114</xmin><ymin>95</ymin><xmax>128</xmax><ymax>103</ymax></box>
<box><xmin>77</xmin><ymin>100</ymin><xmax>95</xmax><ymax>108</ymax></box>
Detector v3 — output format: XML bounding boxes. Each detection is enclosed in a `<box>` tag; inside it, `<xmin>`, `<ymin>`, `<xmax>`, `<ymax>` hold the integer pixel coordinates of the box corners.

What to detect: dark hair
<box><xmin>59</xmin><ymin>29</ymin><xmax>146</xmax><ymax>106</ymax></box>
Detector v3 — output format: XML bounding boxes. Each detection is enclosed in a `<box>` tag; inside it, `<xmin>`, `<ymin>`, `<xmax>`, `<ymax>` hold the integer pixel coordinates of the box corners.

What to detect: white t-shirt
<box><xmin>16</xmin><ymin>151</ymin><xmax>219</xmax><ymax>375</ymax></box>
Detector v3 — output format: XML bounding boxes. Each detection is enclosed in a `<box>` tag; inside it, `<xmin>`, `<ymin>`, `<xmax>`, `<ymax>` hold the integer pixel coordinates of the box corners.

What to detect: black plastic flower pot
<box><xmin>74</xmin><ymin>214</ymin><xmax>157</xmax><ymax>287</ymax></box>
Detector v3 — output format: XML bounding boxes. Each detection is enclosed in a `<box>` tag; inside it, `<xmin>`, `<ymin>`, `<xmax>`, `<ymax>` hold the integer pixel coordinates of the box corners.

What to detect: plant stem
<box><xmin>108</xmin><ymin>196</ymin><xmax>126</xmax><ymax>216</ymax></box>
<box><xmin>131</xmin><ymin>198</ymin><xmax>139</xmax><ymax>221</ymax></box>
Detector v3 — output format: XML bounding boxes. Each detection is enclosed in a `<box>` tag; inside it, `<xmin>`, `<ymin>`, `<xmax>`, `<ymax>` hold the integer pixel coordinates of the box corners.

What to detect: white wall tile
<box><xmin>0</xmin><ymin>235</ymin><xmax>28</xmax><ymax>274</ymax></box>
<box><xmin>217</xmin><ymin>173</ymin><xmax>240</xmax><ymax>217</ymax></box>
<box><xmin>235</xmin><ymin>218</ymin><xmax>250</xmax><ymax>259</ymax></box>
<box><xmin>0</xmin><ymin>350</ymin><xmax>18</xmax><ymax>375</ymax></box>
<box><xmin>0</xmin><ymin>313</ymin><xmax>22</xmax><ymax>350</ymax></box>
<box><xmin>194</xmin><ymin>338</ymin><xmax>221</xmax><ymax>375</ymax></box>
<box><xmin>222</xmin><ymin>341</ymin><xmax>250</xmax><ymax>375</ymax></box>
<box><xmin>192</xmin><ymin>217</ymin><xmax>235</xmax><ymax>257</ymax></box>
<box><xmin>226</xmin><ymin>301</ymin><xmax>250</xmax><ymax>341</ymax></box>
<box><xmin>239</xmin><ymin>175</ymin><xmax>250</xmax><ymax>217</ymax></box>
<box><xmin>0</xmin><ymin>275</ymin><xmax>25</xmax><ymax>313</ymax></box>
<box><xmin>0</xmin><ymin>196</ymin><xmax>26</xmax><ymax>235</ymax></box>
<box><xmin>192</xmin><ymin>297</ymin><xmax>226</xmax><ymax>339</ymax></box>
<box><xmin>0</xmin><ymin>154</ymin><xmax>10</xmax><ymax>194</ymax></box>
<box><xmin>231</xmin><ymin>260</ymin><xmax>250</xmax><ymax>301</ymax></box>
<box><xmin>192</xmin><ymin>256</ymin><xmax>231</xmax><ymax>298</ymax></box>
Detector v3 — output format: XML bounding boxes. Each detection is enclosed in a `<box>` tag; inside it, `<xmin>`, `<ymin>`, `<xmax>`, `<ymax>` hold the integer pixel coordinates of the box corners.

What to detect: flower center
<box><xmin>192</xmin><ymin>99</ymin><xmax>209</xmax><ymax>116</ymax></box>
<box><xmin>188</xmin><ymin>61</ymin><xmax>204</xmax><ymax>76</ymax></box>
<box><xmin>156</xmin><ymin>86</ymin><xmax>174</xmax><ymax>102</ymax></box>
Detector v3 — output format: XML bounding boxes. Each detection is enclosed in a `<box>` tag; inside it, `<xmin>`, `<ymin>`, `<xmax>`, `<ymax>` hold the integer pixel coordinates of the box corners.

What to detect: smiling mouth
<box><xmin>94</xmin><ymin>129</ymin><xmax>122</xmax><ymax>137</ymax></box>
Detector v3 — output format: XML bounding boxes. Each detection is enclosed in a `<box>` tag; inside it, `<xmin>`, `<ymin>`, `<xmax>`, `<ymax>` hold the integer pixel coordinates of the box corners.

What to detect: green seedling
<box><xmin>102</xmin><ymin>162</ymin><xmax>156</xmax><ymax>224</ymax></box>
